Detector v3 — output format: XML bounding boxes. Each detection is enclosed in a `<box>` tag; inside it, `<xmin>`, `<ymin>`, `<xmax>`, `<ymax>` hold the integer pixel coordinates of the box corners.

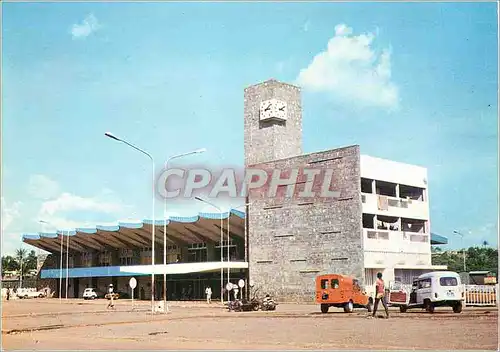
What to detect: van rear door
<box><xmin>439</xmin><ymin>276</ymin><xmax>461</xmax><ymax>300</ymax></box>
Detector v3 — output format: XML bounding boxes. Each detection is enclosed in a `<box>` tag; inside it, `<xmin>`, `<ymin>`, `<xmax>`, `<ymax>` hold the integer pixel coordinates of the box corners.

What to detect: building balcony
<box><xmin>363</xmin><ymin>228</ymin><xmax>430</xmax><ymax>254</ymax></box>
<box><xmin>361</xmin><ymin>192</ymin><xmax>429</xmax><ymax>220</ymax></box>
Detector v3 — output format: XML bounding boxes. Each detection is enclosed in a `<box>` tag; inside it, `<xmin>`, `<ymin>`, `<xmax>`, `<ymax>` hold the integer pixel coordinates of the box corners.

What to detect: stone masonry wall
<box><xmin>36</xmin><ymin>254</ymin><xmax>59</xmax><ymax>297</ymax></box>
<box><xmin>247</xmin><ymin>146</ymin><xmax>363</xmax><ymax>302</ymax></box>
<box><xmin>244</xmin><ymin>79</ymin><xmax>303</xmax><ymax>166</ymax></box>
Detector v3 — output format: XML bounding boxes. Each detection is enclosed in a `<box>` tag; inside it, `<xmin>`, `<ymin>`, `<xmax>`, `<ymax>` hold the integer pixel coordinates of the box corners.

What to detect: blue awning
<box><xmin>431</xmin><ymin>232</ymin><xmax>448</xmax><ymax>245</ymax></box>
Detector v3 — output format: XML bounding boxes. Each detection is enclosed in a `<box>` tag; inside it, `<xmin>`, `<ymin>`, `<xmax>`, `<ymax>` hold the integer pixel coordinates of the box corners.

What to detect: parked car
<box><xmin>316</xmin><ymin>274</ymin><xmax>373</xmax><ymax>313</ymax></box>
<box><xmin>388</xmin><ymin>271</ymin><xmax>464</xmax><ymax>313</ymax></box>
<box><xmin>16</xmin><ymin>288</ymin><xmax>45</xmax><ymax>299</ymax></box>
<box><xmin>83</xmin><ymin>288</ymin><xmax>104</xmax><ymax>300</ymax></box>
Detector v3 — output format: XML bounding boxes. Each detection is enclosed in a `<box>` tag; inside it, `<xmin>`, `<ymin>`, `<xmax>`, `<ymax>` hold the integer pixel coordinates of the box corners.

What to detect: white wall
<box><xmin>363</xmin><ymin>229</ymin><xmax>430</xmax><ymax>255</ymax></box>
<box><xmin>361</xmin><ymin>155</ymin><xmax>436</xmax><ymax>292</ymax></box>
<box><xmin>360</xmin><ymin>154</ymin><xmax>428</xmax><ymax>189</ymax></box>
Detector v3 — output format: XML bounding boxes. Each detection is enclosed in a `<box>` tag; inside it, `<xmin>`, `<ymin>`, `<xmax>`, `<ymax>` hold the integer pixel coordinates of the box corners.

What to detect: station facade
<box><xmin>23</xmin><ymin>79</ymin><xmax>448</xmax><ymax>301</ymax></box>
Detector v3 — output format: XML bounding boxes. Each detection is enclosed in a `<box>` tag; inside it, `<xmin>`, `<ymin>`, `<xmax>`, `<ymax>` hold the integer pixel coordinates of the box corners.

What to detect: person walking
<box><xmin>372</xmin><ymin>272</ymin><xmax>389</xmax><ymax>319</ymax></box>
<box><xmin>107</xmin><ymin>284</ymin><xmax>115</xmax><ymax>309</ymax></box>
<box><xmin>205</xmin><ymin>286</ymin><xmax>212</xmax><ymax>304</ymax></box>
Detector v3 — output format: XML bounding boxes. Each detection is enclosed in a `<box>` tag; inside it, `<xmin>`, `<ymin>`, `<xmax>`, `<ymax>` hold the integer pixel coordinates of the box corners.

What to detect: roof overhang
<box><xmin>23</xmin><ymin>210</ymin><xmax>245</xmax><ymax>254</ymax></box>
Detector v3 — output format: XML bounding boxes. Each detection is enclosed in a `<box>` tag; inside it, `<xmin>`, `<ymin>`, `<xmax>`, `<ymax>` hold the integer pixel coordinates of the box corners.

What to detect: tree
<box><xmin>1</xmin><ymin>249</ymin><xmax>38</xmax><ymax>278</ymax></box>
<box><xmin>15</xmin><ymin>249</ymin><xmax>37</xmax><ymax>277</ymax></box>
<box><xmin>1</xmin><ymin>255</ymin><xmax>19</xmax><ymax>275</ymax></box>
<box><xmin>432</xmin><ymin>245</ymin><xmax>498</xmax><ymax>274</ymax></box>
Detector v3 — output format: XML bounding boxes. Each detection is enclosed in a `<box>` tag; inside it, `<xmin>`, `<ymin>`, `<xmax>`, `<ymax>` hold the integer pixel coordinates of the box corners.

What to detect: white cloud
<box><xmin>27</xmin><ymin>174</ymin><xmax>60</xmax><ymax>200</ymax></box>
<box><xmin>1</xmin><ymin>197</ymin><xmax>24</xmax><ymax>256</ymax></box>
<box><xmin>39</xmin><ymin>192</ymin><xmax>123</xmax><ymax>218</ymax></box>
<box><xmin>296</xmin><ymin>24</ymin><xmax>399</xmax><ymax>110</ymax></box>
<box><xmin>1</xmin><ymin>197</ymin><xmax>22</xmax><ymax>233</ymax></box>
<box><xmin>71</xmin><ymin>14</ymin><xmax>100</xmax><ymax>39</ymax></box>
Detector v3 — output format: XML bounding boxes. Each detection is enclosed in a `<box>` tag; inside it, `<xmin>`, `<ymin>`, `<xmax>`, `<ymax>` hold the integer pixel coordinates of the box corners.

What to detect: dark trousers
<box><xmin>372</xmin><ymin>295</ymin><xmax>389</xmax><ymax>317</ymax></box>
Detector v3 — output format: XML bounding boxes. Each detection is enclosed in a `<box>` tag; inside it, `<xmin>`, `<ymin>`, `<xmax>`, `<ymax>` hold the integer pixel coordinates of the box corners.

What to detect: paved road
<box><xmin>2</xmin><ymin>299</ymin><xmax>498</xmax><ymax>350</ymax></box>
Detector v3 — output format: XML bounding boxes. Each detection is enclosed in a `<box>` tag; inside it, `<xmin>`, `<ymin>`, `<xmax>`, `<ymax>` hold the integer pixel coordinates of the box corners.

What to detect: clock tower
<box><xmin>243</xmin><ymin>79</ymin><xmax>303</xmax><ymax>166</ymax></box>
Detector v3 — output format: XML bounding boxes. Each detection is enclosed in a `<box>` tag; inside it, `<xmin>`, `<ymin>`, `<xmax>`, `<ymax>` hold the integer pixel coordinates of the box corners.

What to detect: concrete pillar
<box><xmin>396</xmin><ymin>184</ymin><xmax>400</xmax><ymax>198</ymax></box>
<box><xmin>371</xmin><ymin>180</ymin><xmax>376</xmax><ymax>194</ymax></box>
<box><xmin>373</xmin><ymin>215</ymin><xmax>378</xmax><ymax>230</ymax></box>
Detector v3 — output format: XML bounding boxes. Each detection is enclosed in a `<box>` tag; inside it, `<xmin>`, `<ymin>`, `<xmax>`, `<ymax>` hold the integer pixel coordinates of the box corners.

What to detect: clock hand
<box><xmin>279</xmin><ymin>106</ymin><xmax>285</xmax><ymax>111</ymax></box>
<box><xmin>264</xmin><ymin>104</ymin><xmax>271</xmax><ymax>111</ymax></box>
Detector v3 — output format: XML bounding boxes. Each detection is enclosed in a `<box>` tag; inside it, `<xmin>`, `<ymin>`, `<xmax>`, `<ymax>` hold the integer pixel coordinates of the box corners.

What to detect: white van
<box><xmin>388</xmin><ymin>271</ymin><xmax>464</xmax><ymax>313</ymax></box>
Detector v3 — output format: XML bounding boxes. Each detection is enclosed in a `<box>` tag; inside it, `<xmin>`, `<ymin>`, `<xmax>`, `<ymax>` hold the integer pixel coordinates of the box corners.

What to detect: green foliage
<box><xmin>1</xmin><ymin>255</ymin><xmax>19</xmax><ymax>274</ymax></box>
<box><xmin>432</xmin><ymin>245</ymin><xmax>498</xmax><ymax>274</ymax></box>
<box><xmin>1</xmin><ymin>249</ymin><xmax>37</xmax><ymax>277</ymax></box>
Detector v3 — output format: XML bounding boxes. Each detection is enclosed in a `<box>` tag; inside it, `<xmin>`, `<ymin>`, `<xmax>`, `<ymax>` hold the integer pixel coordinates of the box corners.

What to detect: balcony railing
<box><xmin>362</xmin><ymin>193</ymin><xmax>422</xmax><ymax>208</ymax></box>
<box><xmin>365</xmin><ymin>229</ymin><xmax>429</xmax><ymax>243</ymax></box>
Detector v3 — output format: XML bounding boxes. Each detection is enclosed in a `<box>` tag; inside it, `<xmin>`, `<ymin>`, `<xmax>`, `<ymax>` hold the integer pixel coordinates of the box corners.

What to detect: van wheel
<box><xmin>453</xmin><ymin>302</ymin><xmax>463</xmax><ymax>313</ymax></box>
<box><xmin>344</xmin><ymin>301</ymin><xmax>354</xmax><ymax>313</ymax></box>
<box><xmin>321</xmin><ymin>304</ymin><xmax>329</xmax><ymax>313</ymax></box>
<box><xmin>400</xmin><ymin>306</ymin><xmax>408</xmax><ymax>313</ymax></box>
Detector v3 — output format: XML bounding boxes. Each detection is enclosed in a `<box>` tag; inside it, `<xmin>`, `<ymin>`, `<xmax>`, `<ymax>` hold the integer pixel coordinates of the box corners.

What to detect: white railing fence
<box><xmin>464</xmin><ymin>284</ymin><xmax>497</xmax><ymax>307</ymax></box>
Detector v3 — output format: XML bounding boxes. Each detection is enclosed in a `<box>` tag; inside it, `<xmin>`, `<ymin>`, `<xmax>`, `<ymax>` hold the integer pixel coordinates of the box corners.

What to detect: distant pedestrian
<box><xmin>107</xmin><ymin>284</ymin><xmax>115</xmax><ymax>309</ymax></box>
<box><xmin>205</xmin><ymin>286</ymin><xmax>212</xmax><ymax>304</ymax></box>
<box><xmin>372</xmin><ymin>272</ymin><xmax>389</xmax><ymax>319</ymax></box>
<box><xmin>6</xmin><ymin>288</ymin><xmax>10</xmax><ymax>301</ymax></box>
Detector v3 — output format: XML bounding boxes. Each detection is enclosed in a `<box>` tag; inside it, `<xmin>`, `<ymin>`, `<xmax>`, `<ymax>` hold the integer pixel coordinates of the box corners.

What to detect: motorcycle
<box><xmin>227</xmin><ymin>299</ymin><xmax>243</xmax><ymax>312</ymax></box>
<box><xmin>261</xmin><ymin>295</ymin><xmax>277</xmax><ymax>311</ymax></box>
<box><xmin>227</xmin><ymin>287</ymin><xmax>261</xmax><ymax>312</ymax></box>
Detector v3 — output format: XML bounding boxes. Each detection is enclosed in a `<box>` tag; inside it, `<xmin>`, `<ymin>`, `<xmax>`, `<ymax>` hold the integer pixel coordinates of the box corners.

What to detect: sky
<box><xmin>1</xmin><ymin>2</ymin><xmax>498</xmax><ymax>255</ymax></box>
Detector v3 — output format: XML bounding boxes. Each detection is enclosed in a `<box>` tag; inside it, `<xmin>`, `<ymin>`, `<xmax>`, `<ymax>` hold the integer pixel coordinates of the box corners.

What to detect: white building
<box><xmin>360</xmin><ymin>155</ymin><xmax>447</xmax><ymax>293</ymax></box>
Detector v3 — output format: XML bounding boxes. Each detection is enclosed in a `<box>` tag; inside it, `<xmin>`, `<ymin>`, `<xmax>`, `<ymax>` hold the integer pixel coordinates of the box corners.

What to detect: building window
<box><xmin>140</xmin><ymin>247</ymin><xmax>152</xmax><ymax>265</ymax></box>
<box><xmin>418</xmin><ymin>278</ymin><xmax>432</xmax><ymax>289</ymax></box>
<box><xmin>167</xmin><ymin>245</ymin><xmax>180</xmax><ymax>264</ymax></box>
<box><xmin>82</xmin><ymin>252</ymin><xmax>93</xmax><ymax>267</ymax></box>
<box><xmin>440</xmin><ymin>277</ymin><xmax>458</xmax><ymax>286</ymax></box>
<box><xmin>99</xmin><ymin>251</ymin><xmax>112</xmax><ymax>267</ymax></box>
<box><xmin>119</xmin><ymin>249</ymin><xmax>133</xmax><ymax>266</ymax></box>
<box><xmin>361</xmin><ymin>178</ymin><xmax>373</xmax><ymax>193</ymax></box>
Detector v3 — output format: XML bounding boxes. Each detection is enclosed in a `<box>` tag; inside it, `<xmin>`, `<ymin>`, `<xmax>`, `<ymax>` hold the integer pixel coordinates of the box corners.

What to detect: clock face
<box><xmin>259</xmin><ymin>99</ymin><xmax>287</xmax><ymax>121</ymax></box>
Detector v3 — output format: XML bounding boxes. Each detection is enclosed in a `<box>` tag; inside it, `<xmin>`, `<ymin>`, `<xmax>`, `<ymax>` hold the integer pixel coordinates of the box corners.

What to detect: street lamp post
<box><xmin>105</xmin><ymin>132</ymin><xmax>156</xmax><ymax>315</ymax></box>
<box><xmin>453</xmin><ymin>230</ymin><xmax>467</xmax><ymax>272</ymax></box>
<box><xmin>195</xmin><ymin>196</ymin><xmax>224</xmax><ymax>304</ymax></box>
<box><xmin>227</xmin><ymin>212</ymin><xmax>230</xmax><ymax>302</ymax></box>
<box><xmin>65</xmin><ymin>230</ymin><xmax>70</xmax><ymax>299</ymax></box>
<box><xmin>233</xmin><ymin>201</ymin><xmax>251</xmax><ymax>300</ymax></box>
<box><xmin>162</xmin><ymin>148</ymin><xmax>205</xmax><ymax>313</ymax></box>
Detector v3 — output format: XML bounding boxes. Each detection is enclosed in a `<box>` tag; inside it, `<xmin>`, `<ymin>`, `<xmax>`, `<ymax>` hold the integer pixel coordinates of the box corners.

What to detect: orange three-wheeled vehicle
<box><xmin>316</xmin><ymin>274</ymin><xmax>373</xmax><ymax>313</ymax></box>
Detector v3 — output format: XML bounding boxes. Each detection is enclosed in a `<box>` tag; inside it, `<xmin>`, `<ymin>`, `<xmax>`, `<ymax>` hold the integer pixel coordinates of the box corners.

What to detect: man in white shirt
<box><xmin>205</xmin><ymin>286</ymin><xmax>212</xmax><ymax>304</ymax></box>
<box><xmin>107</xmin><ymin>284</ymin><xmax>115</xmax><ymax>309</ymax></box>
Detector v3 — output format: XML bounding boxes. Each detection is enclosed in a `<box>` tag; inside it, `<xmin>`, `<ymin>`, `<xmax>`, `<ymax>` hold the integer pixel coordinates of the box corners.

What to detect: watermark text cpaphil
<box><xmin>156</xmin><ymin>166</ymin><xmax>342</xmax><ymax>200</ymax></box>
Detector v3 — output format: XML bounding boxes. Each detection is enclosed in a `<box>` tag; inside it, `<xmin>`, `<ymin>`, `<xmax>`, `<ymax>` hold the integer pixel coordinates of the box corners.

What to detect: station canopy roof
<box><xmin>23</xmin><ymin>209</ymin><xmax>246</xmax><ymax>254</ymax></box>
